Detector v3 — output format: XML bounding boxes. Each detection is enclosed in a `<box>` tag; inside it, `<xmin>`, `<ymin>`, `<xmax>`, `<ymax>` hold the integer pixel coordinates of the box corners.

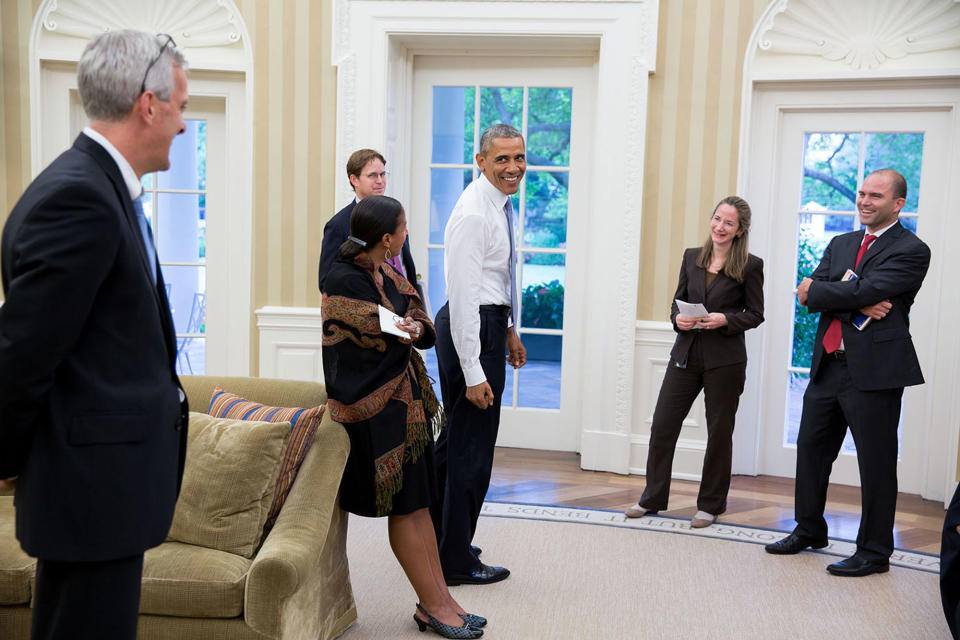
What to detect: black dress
<box><xmin>322</xmin><ymin>256</ymin><xmax>440</xmax><ymax>517</ymax></box>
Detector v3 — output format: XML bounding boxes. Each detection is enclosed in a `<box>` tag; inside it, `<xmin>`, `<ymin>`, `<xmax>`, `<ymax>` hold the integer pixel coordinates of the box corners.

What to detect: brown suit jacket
<box><xmin>668</xmin><ymin>248</ymin><xmax>765</xmax><ymax>369</ymax></box>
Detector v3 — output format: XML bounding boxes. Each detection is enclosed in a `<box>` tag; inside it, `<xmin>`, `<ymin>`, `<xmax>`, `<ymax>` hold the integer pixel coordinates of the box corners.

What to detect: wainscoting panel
<box><xmin>255</xmin><ymin>306</ymin><xmax>325</xmax><ymax>383</ymax></box>
<box><xmin>631</xmin><ymin>321</ymin><xmax>707</xmax><ymax>480</ymax></box>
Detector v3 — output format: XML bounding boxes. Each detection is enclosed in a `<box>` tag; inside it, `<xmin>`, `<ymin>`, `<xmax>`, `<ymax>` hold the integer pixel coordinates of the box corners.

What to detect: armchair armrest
<box><xmin>244</xmin><ymin>412</ymin><xmax>352</xmax><ymax>639</ymax></box>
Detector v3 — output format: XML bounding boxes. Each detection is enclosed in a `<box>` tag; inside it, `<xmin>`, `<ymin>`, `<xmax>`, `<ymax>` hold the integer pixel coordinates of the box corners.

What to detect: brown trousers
<box><xmin>639</xmin><ymin>337</ymin><xmax>746</xmax><ymax>515</ymax></box>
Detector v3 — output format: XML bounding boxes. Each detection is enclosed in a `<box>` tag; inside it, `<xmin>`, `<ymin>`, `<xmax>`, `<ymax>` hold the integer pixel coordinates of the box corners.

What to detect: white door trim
<box><xmin>28</xmin><ymin>0</ymin><xmax>255</xmax><ymax>376</ymax></box>
<box><xmin>334</xmin><ymin>0</ymin><xmax>659</xmax><ymax>473</ymax></box>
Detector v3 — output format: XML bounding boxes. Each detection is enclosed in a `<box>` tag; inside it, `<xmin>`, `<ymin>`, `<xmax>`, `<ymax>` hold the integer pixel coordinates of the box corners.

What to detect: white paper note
<box><xmin>379</xmin><ymin>305</ymin><xmax>411</xmax><ymax>339</ymax></box>
<box><xmin>675</xmin><ymin>299</ymin><xmax>709</xmax><ymax>318</ymax></box>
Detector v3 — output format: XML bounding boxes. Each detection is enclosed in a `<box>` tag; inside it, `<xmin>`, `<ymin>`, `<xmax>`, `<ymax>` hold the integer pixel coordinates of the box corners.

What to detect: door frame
<box><xmin>29</xmin><ymin>1</ymin><xmax>254</xmax><ymax>376</ymax></box>
<box><xmin>334</xmin><ymin>0</ymin><xmax>660</xmax><ymax>472</ymax></box>
<box><xmin>409</xmin><ymin>55</ymin><xmax>595</xmax><ymax>452</ymax></box>
<box><xmin>743</xmin><ymin>79</ymin><xmax>960</xmax><ymax>502</ymax></box>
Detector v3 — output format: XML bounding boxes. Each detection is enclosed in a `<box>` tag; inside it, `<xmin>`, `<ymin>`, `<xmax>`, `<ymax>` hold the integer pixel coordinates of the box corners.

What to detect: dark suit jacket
<box><xmin>942</xmin><ymin>482</ymin><xmax>960</xmax><ymax>639</ymax></box>
<box><xmin>317</xmin><ymin>199</ymin><xmax>422</xmax><ymax>296</ymax></box>
<box><xmin>806</xmin><ymin>222</ymin><xmax>930</xmax><ymax>390</ymax></box>
<box><xmin>0</xmin><ymin>133</ymin><xmax>188</xmax><ymax>562</ymax></box>
<box><xmin>669</xmin><ymin>248</ymin><xmax>765</xmax><ymax>369</ymax></box>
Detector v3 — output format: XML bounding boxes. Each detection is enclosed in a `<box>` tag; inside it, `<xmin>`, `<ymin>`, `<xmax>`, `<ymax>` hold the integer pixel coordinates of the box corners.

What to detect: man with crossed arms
<box><xmin>431</xmin><ymin>124</ymin><xmax>527</xmax><ymax>586</ymax></box>
<box><xmin>765</xmin><ymin>169</ymin><xmax>930</xmax><ymax>577</ymax></box>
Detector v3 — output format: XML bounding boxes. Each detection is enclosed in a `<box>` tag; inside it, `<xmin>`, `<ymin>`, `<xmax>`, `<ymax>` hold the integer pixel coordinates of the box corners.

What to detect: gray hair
<box><xmin>78</xmin><ymin>30</ymin><xmax>188</xmax><ymax>122</ymax></box>
<box><xmin>478</xmin><ymin>124</ymin><xmax>523</xmax><ymax>156</ymax></box>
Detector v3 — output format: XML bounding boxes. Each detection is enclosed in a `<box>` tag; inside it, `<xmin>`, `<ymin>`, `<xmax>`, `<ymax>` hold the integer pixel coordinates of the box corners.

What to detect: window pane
<box><xmin>162</xmin><ymin>265</ymin><xmax>206</xmax><ymax>334</ymax></box>
<box><xmin>784</xmin><ymin>371</ymin><xmax>807</xmax><ymax>446</ymax></box>
<box><xmin>432</xmin><ymin>87</ymin><xmax>472</xmax><ymax>164</ymax></box>
<box><xmin>503</xmin><ymin>365</ymin><xmax>514</xmax><ymax>408</ymax></box>
<box><xmin>156</xmin><ymin>193</ymin><xmax>205</xmax><ymax>263</ymax></box>
<box><xmin>479</xmin><ymin>87</ymin><xmax>522</xmax><ymax>133</ymax></box>
<box><xmin>158</xmin><ymin>119</ymin><xmax>205</xmax><ymax>190</ymax></box>
<box><xmin>801</xmin><ymin>133</ymin><xmax>860</xmax><ymax>211</ymax></box>
<box><xmin>518</xmin><ymin>334</ymin><xmax>561</xmax><ymax>409</ymax></box>
<box><xmin>142</xmin><ymin>173</ymin><xmax>154</xmax><ymax>189</ymax></box>
<box><xmin>527</xmin><ymin>88</ymin><xmax>571</xmax><ymax>167</ymax></box>
<box><xmin>523</xmin><ymin>171</ymin><xmax>568</xmax><ymax>248</ymax></box>
<box><xmin>430</xmin><ymin>169</ymin><xmax>473</xmax><ymax>244</ymax></box>
<box><xmin>797</xmin><ymin>213</ymin><xmax>855</xmax><ymax>274</ymax></box>
<box><xmin>864</xmin><ymin>132</ymin><xmax>924</xmax><ymax>213</ymax></box>
<box><xmin>423</xmin><ymin>348</ymin><xmax>443</xmax><ymax>403</ymax></box>
<box><xmin>520</xmin><ymin>254</ymin><xmax>565</xmax><ymax>330</ymax></box>
<box><xmin>900</xmin><ymin>216</ymin><xmax>918</xmax><ymax>233</ymax></box>
<box><xmin>428</xmin><ymin>248</ymin><xmax>446</xmax><ymax>318</ymax></box>
<box><xmin>176</xmin><ymin>337</ymin><xmax>205</xmax><ymax>376</ymax></box>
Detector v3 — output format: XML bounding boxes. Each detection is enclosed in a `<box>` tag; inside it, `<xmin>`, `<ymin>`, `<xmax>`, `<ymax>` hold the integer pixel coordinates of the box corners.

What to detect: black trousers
<box><xmin>639</xmin><ymin>336</ymin><xmax>746</xmax><ymax>515</ymax></box>
<box><xmin>430</xmin><ymin>303</ymin><xmax>508</xmax><ymax>576</ymax></box>
<box><xmin>794</xmin><ymin>354</ymin><xmax>902</xmax><ymax>561</ymax></box>
<box><xmin>32</xmin><ymin>553</ymin><xmax>144</xmax><ymax>640</ymax></box>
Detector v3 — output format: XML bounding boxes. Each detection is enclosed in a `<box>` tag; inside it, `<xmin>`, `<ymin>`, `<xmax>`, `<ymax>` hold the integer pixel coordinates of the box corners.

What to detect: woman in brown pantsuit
<box><xmin>625</xmin><ymin>196</ymin><xmax>764</xmax><ymax>528</ymax></box>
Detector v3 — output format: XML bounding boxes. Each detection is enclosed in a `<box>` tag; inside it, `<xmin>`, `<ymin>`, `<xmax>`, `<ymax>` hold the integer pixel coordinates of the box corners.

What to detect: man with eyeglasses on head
<box><xmin>317</xmin><ymin>149</ymin><xmax>422</xmax><ymax>297</ymax></box>
<box><xmin>0</xmin><ymin>30</ymin><xmax>189</xmax><ymax>639</ymax></box>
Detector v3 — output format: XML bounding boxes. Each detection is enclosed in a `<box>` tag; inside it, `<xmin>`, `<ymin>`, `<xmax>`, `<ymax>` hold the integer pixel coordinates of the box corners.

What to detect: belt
<box><xmin>479</xmin><ymin>304</ymin><xmax>510</xmax><ymax>318</ymax></box>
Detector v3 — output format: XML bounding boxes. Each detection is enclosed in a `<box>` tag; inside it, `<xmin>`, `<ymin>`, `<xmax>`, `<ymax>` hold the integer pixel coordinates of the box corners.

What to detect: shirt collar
<box><xmin>82</xmin><ymin>127</ymin><xmax>143</xmax><ymax>201</ymax></box>
<box><xmin>477</xmin><ymin>173</ymin><xmax>509</xmax><ymax>210</ymax></box>
<box><xmin>866</xmin><ymin>219</ymin><xmax>897</xmax><ymax>239</ymax></box>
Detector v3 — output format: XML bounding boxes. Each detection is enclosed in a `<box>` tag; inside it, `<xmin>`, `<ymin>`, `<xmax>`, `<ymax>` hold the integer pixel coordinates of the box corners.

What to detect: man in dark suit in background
<box><xmin>0</xmin><ymin>30</ymin><xmax>190</xmax><ymax>638</ymax></box>
<box><xmin>765</xmin><ymin>169</ymin><xmax>930</xmax><ymax>577</ymax></box>
<box><xmin>317</xmin><ymin>149</ymin><xmax>421</xmax><ymax>296</ymax></box>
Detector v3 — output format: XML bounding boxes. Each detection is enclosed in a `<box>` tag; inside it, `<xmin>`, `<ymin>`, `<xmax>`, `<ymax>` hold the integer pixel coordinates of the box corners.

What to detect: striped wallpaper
<box><xmin>637</xmin><ymin>0</ymin><xmax>771</xmax><ymax>321</ymax></box>
<box><xmin>1</xmin><ymin>0</ymin><xmax>768</xmax><ymax>318</ymax></box>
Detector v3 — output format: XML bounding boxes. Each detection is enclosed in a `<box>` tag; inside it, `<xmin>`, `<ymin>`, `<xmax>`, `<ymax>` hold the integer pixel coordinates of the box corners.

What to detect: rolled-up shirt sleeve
<box><xmin>446</xmin><ymin>212</ymin><xmax>487</xmax><ymax>386</ymax></box>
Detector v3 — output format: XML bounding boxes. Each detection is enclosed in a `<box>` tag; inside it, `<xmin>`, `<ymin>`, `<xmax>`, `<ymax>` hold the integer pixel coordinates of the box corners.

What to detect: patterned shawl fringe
<box><xmin>411</xmin><ymin>349</ymin><xmax>446</xmax><ymax>438</ymax></box>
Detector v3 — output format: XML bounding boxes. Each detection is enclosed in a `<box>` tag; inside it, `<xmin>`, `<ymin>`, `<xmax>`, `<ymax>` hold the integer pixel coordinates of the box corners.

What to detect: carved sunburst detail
<box><xmin>757</xmin><ymin>0</ymin><xmax>960</xmax><ymax>70</ymax></box>
<box><xmin>41</xmin><ymin>0</ymin><xmax>243</xmax><ymax>47</ymax></box>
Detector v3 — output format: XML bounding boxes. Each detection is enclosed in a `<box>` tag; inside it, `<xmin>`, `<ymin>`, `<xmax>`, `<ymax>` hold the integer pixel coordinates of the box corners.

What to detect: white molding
<box><xmin>254</xmin><ymin>307</ymin><xmax>325</xmax><ymax>383</ymax></box>
<box><xmin>336</xmin><ymin>0</ymin><xmax>658</xmax><ymax>475</ymax></box>
<box><xmin>754</xmin><ymin>0</ymin><xmax>960</xmax><ymax>73</ymax></box>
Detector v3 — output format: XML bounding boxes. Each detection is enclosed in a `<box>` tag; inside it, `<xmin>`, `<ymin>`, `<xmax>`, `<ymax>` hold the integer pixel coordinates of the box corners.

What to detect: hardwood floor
<box><xmin>487</xmin><ymin>447</ymin><xmax>947</xmax><ymax>554</ymax></box>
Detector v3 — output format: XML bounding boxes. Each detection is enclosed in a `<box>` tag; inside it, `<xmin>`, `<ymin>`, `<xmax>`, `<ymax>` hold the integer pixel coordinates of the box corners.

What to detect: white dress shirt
<box><xmin>444</xmin><ymin>173</ymin><xmax>514</xmax><ymax>387</ymax></box>
<box><xmin>82</xmin><ymin>127</ymin><xmax>142</xmax><ymax>200</ymax></box>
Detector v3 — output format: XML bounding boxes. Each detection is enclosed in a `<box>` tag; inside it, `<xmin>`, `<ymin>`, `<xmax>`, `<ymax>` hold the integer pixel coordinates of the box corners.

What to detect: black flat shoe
<box><xmin>414</xmin><ymin>604</ymin><xmax>482</xmax><ymax>638</ymax></box>
<box><xmin>444</xmin><ymin>563</ymin><xmax>510</xmax><ymax>586</ymax></box>
<box><xmin>460</xmin><ymin>613</ymin><xmax>487</xmax><ymax>628</ymax></box>
<box><xmin>826</xmin><ymin>555</ymin><xmax>890</xmax><ymax>577</ymax></box>
<box><xmin>764</xmin><ymin>532</ymin><xmax>828</xmax><ymax>555</ymax></box>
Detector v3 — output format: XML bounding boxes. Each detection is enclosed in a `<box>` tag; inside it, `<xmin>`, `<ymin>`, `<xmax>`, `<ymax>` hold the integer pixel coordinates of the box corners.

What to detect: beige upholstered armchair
<box><xmin>0</xmin><ymin>375</ymin><xmax>356</xmax><ymax>640</ymax></box>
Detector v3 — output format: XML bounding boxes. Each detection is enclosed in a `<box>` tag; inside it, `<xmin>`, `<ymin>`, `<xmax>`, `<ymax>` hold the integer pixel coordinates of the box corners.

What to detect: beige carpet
<box><xmin>340</xmin><ymin>504</ymin><xmax>948</xmax><ymax>639</ymax></box>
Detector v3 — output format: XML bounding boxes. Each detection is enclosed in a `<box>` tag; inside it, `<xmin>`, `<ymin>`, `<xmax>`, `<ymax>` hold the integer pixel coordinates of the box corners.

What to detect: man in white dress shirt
<box><xmin>431</xmin><ymin>124</ymin><xmax>527</xmax><ymax>586</ymax></box>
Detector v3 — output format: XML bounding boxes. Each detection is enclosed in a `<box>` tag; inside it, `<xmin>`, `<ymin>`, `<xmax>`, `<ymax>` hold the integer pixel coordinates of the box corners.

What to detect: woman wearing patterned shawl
<box><xmin>322</xmin><ymin>196</ymin><xmax>484</xmax><ymax>639</ymax></box>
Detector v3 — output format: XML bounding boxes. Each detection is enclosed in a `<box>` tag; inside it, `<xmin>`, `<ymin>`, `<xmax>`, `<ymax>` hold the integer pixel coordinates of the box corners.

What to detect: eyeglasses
<box><xmin>140</xmin><ymin>34</ymin><xmax>176</xmax><ymax>95</ymax></box>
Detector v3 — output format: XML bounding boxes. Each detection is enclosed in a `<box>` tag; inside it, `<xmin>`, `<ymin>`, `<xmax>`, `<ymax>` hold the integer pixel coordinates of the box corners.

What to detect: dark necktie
<box><xmin>133</xmin><ymin>196</ymin><xmax>158</xmax><ymax>284</ymax></box>
<box><xmin>822</xmin><ymin>233</ymin><xmax>877</xmax><ymax>354</ymax></box>
<box><xmin>504</xmin><ymin>199</ymin><xmax>518</xmax><ymax>329</ymax></box>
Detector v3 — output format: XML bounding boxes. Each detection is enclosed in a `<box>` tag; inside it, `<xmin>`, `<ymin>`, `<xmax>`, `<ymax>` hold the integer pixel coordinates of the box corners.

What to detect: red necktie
<box><xmin>822</xmin><ymin>234</ymin><xmax>877</xmax><ymax>354</ymax></box>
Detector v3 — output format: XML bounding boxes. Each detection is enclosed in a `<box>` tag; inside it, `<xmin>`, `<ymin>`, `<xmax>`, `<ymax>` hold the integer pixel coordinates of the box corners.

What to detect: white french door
<box><xmin>758</xmin><ymin>107</ymin><xmax>950</xmax><ymax>495</ymax></box>
<box><xmin>410</xmin><ymin>55</ymin><xmax>595</xmax><ymax>451</ymax></box>
<box><xmin>40</xmin><ymin>64</ymin><xmax>236</xmax><ymax>377</ymax></box>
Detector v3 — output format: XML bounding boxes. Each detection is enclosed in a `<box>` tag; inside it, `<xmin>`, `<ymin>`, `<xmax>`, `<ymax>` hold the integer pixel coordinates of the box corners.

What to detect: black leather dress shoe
<box><xmin>826</xmin><ymin>555</ymin><xmax>889</xmax><ymax>577</ymax></box>
<box><xmin>445</xmin><ymin>563</ymin><xmax>510</xmax><ymax>586</ymax></box>
<box><xmin>471</xmin><ymin>545</ymin><xmax>482</xmax><ymax>556</ymax></box>
<box><xmin>764</xmin><ymin>532</ymin><xmax>828</xmax><ymax>555</ymax></box>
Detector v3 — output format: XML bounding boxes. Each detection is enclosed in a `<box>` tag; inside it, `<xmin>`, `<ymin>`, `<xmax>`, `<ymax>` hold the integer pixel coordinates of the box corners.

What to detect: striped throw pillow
<box><xmin>208</xmin><ymin>386</ymin><xmax>325</xmax><ymax>534</ymax></box>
